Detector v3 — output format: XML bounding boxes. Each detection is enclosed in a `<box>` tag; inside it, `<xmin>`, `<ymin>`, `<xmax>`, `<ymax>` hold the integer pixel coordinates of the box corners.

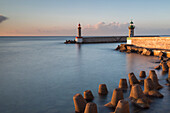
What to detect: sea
<box><xmin>0</xmin><ymin>36</ymin><xmax>169</xmax><ymax>113</ymax></box>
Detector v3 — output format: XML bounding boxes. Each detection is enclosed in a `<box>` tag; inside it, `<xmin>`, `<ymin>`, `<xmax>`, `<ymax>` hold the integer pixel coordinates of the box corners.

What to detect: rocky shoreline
<box><xmin>115</xmin><ymin>44</ymin><xmax>170</xmax><ymax>58</ymax></box>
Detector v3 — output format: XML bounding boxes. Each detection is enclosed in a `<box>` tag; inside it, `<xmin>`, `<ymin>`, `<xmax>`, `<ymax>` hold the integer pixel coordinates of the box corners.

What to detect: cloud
<box><xmin>0</xmin><ymin>15</ymin><xmax>8</xmax><ymax>23</ymax></box>
<box><xmin>83</xmin><ymin>22</ymin><xmax>129</xmax><ymax>36</ymax></box>
<box><xmin>1</xmin><ymin>21</ymin><xmax>170</xmax><ymax>36</ymax></box>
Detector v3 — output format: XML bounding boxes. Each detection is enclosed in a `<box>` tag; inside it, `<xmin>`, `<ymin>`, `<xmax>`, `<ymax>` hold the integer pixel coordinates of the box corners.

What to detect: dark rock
<box><xmin>159</xmin><ymin>56</ymin><xmax>164</xmax><ymax>60</ymax></box>
<box><xmin>141</xmin><ymin>49</ymin><xmax>152</xmax><ymax>56</ymax></box>
<box><xmin>154</xmin><ymin>65</ymin><xmax>161</xmax><ymax>70</ymax></box>
<box><xmin>115</xmin><ymin>45</ymin><xmax>120</xmax><ymax>50</ymax></box>
<box><xmin>159</xmin><ymin>52</ymin><xmax>166</xmax><ymax>57</ymax></box>
<box><xmin>119</xmin><ymin>44</ymin><xmax>127</xmax><ymax>52</ymax></box>
<box><xmin>137</xmin><ymin>47</ymin><xmax>143</xmax><ymax>54</ymax></box>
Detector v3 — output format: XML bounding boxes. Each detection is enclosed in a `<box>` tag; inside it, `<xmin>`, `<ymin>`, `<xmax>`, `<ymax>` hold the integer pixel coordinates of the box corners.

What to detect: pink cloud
<box><xmin>83</xmin><ymin>21</ymin><xmax>129</xmax><ymax>36</ymax></box>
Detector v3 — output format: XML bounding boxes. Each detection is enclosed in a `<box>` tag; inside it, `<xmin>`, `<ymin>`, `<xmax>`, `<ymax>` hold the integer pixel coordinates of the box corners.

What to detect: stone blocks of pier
<box><xmin>113</xmin><ymin>100</ymin><xmax>130</xmax><ymax>113</ymax></box>
<box><xmin>73</xmin><ymin>93</ymin><xmax>87</xmax><ymax>113</ymax></box>
<box><xmin>147</xmin><ymin>70</ymin><xmax>163</xmax><ymax>90</ymax></box>
<box><xmin>139</xmin><ymin>71</ymin><xmax>146</xmax><ymax>78</ymax></box>
<box><xmin>128</xmin><ymin>72</ymin><xmax>139</xmax><ymax>86</ymax></box>
<box><xmin>98</xmin><ymin>84</ymin><xmax>108</xmax><ymax>95</ymax></box>
<box><xmin>143</xmin><ymin>78</ymin><xmax>163</xmax><ymax>98</ymax></box>
<box><xmin>119</xmin><ymin>79</ymin><xmax>128</xmax><ymax>90</ymax></box>
<box><xmin>84</xmin><ymin>102</ymin><xmax>98</xmax><ymax>113</ymax></box>
<box><xmin>84</xmin><ymin>90</ymin><xmax>94</xmax><ymax>101</ymax></box>
<box><xmin>105</xmin><ymin>88</ymin><xmax>124</xmax><ymax>108</ymax></box>
<box><xmin>129</xmin><ymin>84</ymin><xmax>150</xmax><ymax>109</ymax></box>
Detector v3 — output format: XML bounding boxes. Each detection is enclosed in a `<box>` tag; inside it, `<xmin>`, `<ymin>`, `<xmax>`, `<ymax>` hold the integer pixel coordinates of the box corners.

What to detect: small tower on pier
<box><xmin>75</xmin><ymin>23</ymin><xmax>83</xmax><ymax>43</ymax></box>
<box><xmin>128</xmin><ymin>20</ymin><xmax>135</xmax><ymax>37</ymax></box>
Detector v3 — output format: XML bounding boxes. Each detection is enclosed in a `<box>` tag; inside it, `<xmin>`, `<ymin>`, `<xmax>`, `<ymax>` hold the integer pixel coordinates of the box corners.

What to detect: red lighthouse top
<box><xmin>78</xmin><ymin>23</ymin><xmax>81</xmax><ymax>27</ymax></box>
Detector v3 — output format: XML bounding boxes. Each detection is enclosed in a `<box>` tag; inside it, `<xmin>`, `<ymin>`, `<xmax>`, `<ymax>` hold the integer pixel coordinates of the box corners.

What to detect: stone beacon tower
<box><xmin>128</xmin><ymin>20</ymin><xmax>135</xmax><ymax>37</ymax></box>
<box><xmin>75</xmin><ymin>23</ymin><xmax>83</xmax><ymax>43</ymax></box>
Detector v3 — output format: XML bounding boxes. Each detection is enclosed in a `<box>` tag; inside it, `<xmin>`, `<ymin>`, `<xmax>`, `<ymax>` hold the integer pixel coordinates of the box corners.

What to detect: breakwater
<box><xmin>82</xmin><ymin>36</ymin><xmax>127</xmax><ymax>43</ymax></box>
<box><xmin>64</xmin><ymin>36</ymin><xmax>127</xmax><ymax>44</ymax></box>
<box><xmin>130</xmin><ymin>37</ymin><xmax>170</xmax><ymax>50</ymax></box>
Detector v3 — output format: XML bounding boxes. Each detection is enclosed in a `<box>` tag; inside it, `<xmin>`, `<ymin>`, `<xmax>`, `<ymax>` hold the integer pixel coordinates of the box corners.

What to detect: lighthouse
<box><xmin>75</xmin><ymin>23</ymin><xmax>83</xmax><ymax>43</ymax></box>
<box><xmin>128</xmin><ymin>20</ymin><xmax>135</xmax><ymax>37</ymax></box>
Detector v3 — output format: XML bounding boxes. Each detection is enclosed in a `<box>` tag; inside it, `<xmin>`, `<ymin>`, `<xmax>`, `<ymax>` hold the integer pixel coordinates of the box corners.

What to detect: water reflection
<box><xmin>75</xmin><ymin>44</ymin><xmax>81</xmax><ymax>57</ymax></box>
<box><xmin>126</xmin><ymin>53</ymin><xmax>158</xmax><ymax>75</ymax></box>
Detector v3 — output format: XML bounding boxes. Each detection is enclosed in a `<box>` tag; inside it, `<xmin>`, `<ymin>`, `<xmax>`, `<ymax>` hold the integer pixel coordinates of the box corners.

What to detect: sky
<box><xmin>0</xmin><ymin>0</ymin><xmax>170</xmax><ymax>36</ymax></box>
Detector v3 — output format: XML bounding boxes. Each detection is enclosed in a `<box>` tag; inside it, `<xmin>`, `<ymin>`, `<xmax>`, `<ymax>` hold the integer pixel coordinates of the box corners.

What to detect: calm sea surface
<box><xmin>0</xmin><ymin>36</ymin><xmax>169</xmax><ymax>113</ymax></box>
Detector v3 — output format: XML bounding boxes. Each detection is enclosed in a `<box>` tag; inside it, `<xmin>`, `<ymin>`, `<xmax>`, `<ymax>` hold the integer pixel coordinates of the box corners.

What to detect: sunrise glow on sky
<box><xmin>0</xmin><ymin>0</ymin><xmax>170</xmax><ymax>36</ymax></box>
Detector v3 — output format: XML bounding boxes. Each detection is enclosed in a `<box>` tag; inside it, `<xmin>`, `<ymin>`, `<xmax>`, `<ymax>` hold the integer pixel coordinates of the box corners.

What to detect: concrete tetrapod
<box><xmin>129</xmin><ymin>84</ymin><xmax>150</xmax><ymax>109</ymax></box>
<box><xmin>139</xmin><ymin>71</ymin><xmax>146</xmax><ymax>78</ymax></box>
<box><xmin>128</xmin><ymin>72</ymin><xmax>139</xmax><ymax>86</ymax></box>
<box><xmin>84</xmin><ymin>102</ymin><xmax>98</xmax><ymax>113</ymax></box>
<box><xmin>118</xmin><ymin>79</ymin><xmax>128</xmax><ymax>90</ymax></box>
<box><xmin>111</xmin><ymin>100</ymin><xmax>130</xmax><ymax>113</ymax></box>
<box><xmin>84</xmin><ymin>90</ymin><xmax>94</xmax><ymax>101</ymax></box>
<box><xmin>73</xmin><ymin>93</ymin><xmax>87</xmax><ymax>113</ymax></box>
<box><xmin>105</xmin><ymin>88</ymin><xmax>124</xmax><ymax>108</ymax></box>
<box><xmin>98</xmin><ymin>84</ymin><xmax>108</xmax><ymax>95</ymax></box>
<box><xmin>147</xmin><ymin>70</ymin><xmax>163</xmax><ymax>90</ymax></box>
<box><xmin>143</xmin><ymin>78</ymin><xmax>163</xmax><ymax>98</ymax></box>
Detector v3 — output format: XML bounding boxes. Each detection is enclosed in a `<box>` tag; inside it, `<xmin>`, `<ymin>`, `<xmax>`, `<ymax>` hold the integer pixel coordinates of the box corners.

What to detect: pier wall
<box><xmin>83</xmin><ymin>36</ymin><xmax>127</xmax><ymax>43</ymax></box>
<box><xmin>131</xmin><ymin>37</ymin><xmax>170</xmax><ymax>50</ymax></box>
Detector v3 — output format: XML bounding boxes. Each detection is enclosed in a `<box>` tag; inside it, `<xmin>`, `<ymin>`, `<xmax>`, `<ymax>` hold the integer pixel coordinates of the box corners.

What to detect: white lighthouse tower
<box><xmin>127</xmin><ymin>20</ymin><xmax>135</xmax><ymax>44</ymax></box>
<box><xmin>128</xmin><ymin>20</ymin><xmax>135</xmax><ymax>37</ymax></box>
<box><xmin>75</xmin><ymin>23</ymin><xmax>83</xmax><ymax>43</ymax></box>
